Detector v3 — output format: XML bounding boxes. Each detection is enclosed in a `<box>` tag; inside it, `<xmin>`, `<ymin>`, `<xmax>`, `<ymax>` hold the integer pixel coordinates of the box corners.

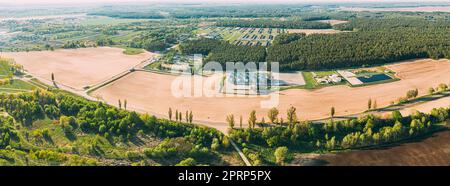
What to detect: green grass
<box><xmin>0</xmin><ymin>60</ymin><xmax>13</xmax><ymax>77</ymax></box>
<box><xmin>205</xmin><ymin>27</ymin><xmax>282</xmax><ymax>45</ymax></box>
<box><xmin>145</xmin><ymin>61</ymin><xmax>163</xmax><ymax>70</ymax></box>
<box><xmin>115</xmin><ymin>46</ymin><xmax>145</xmax><ymax>55</ymax></box>
<box><xmin>0</xmin><ymin>89</ymin><xmax>26</xmax><ymax>93</ymax></box>
<box><xmin>0</xmin><ymin>60</ymin><xmax>37</xmax><ymax>93</ymax></box>
<box><xmin>302</xmin><ymin>72</ymin><xmax>319</xmax><ymax>89</ymax></box>
<box><xmin>0</xmin><ymin>79</ymin><xmax>38</xmax><ymax>93</ymax></box>
<box><xmin>314</xmin><ymin>70</ymin><xmax>337</xmax><ymax>77</ymax></box>
<box><xmin>220</xmin><ymin>30</ymin><xmax>244</xmax><ymax>43</ymax></box>
<box><xmin>110</xmin><ymin>31</ymin><xmax>143</xmax><ymax>43</ymax></box>
<box><xmin>28</xmin><ymin>78</ymin><xmax>51</xmax><ymax>89</ymax></box>
<box><xmin>280</xmin><ymin>71</ymin><xmax>347</xmax><ymax>91</ymax></box>
<box><xmin>194</xmin><ymin>28</ymin><xmax>211</xmax><ymax>35</ymax></box>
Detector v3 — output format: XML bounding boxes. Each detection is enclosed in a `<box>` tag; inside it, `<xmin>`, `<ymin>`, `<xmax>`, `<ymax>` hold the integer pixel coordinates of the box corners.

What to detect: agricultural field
<box><xmin>316</xmin><ymin>19</ymin><xmax>348</xmax><ymax>26</ymax></box>
<box><xmin>286</xmin><ymin>28</ymin><xmax>345</xmax><ymax>35</ymax></box>
<box><xmin>0</xmin><ymin>14</ymin><xmax>194</xmax><ymax>53</ymax></box>
<box><xmin>0</xmin><ymin>79</ymin><xmax>38</xmax><ymax>93</ymax></box>
<box><xmin>340</xmin><ymin>6</ymin><xmax>450</xmax><ymax>13</ymax></box>
<box><xmin>4</xmin><ymin>47</ymin><xmax>154</xmax><ymax>90</ymax></box>
<box><xmin>115</xmin><ymin>46</ymin><xmax>146</xmax><ymax>55</ymax></box>
<box><xmin>92</xmin><ymin>59</ymin><xmax>450</xmax><ymax>133</ymax></box>
<box><xmin>281</xmin><ymin>70</ymin><xmax>344</xmax><ymax>90</ymax></box>
<box><xmin>78</xmin><ymin>16</ymin><xmax>146</xmax><ymax>26</ymax></box>
<box><xmin>197</xmin><ymin>27</ymin><xmax>286</xmax><ymax>46</ymax></box>
<box><xmin>0</xmin><ymin>58</ymin><xmax>38</xmax><ymax>93</ymax></box>
<box><xmin>232</xmin><ymin>27</ymin><xmax>285</xmax><ymax>46</ymax></box>
<box><xmin>1</xmin><ymin>1</ymin><xmax>450</xmax><ymax>169</ymax></box>
<box><xmin>0</xmin><ymin>60</ymin><xmax>13</xmax><ymax>78</ymax></box>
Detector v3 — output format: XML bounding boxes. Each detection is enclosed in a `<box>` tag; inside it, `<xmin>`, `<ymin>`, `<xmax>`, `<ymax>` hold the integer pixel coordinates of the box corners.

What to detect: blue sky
<box><xmin>3</xmin><ymin>0</ymin><xmax>449</xmax><ymax>5</ymax></box>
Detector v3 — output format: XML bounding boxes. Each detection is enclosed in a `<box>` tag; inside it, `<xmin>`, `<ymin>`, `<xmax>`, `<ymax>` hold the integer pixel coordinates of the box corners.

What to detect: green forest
<box><xmin>180</xmin><ymin>38</ymin><xmax>267</xmax><ymax>64</ymax></box>
<box><xmin>0</xmin><ymin>90</ymin><xmax>237</xmax><ymax>166</ymax></box>
<box><xmin>268</xmin><ymin>18</ymin><xmax>450</xmax><ymax>70</ymax></box>
<box><xmin>88</xmin><ymin>4</ymin><xmax>340</xmax><ymax>19</ymax></box>
<box><xmin>181</xmin><ymin>17</ymin><xmax>450</xmax><ymax>71</ymax></box>
<box><xmin>229</xmin><ymin>106</ymin><xmax>450</xmax><ymax>165</ymax></box>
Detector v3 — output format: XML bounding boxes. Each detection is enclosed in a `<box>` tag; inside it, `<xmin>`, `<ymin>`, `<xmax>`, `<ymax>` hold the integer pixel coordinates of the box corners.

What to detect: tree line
<box><xmin>225</xmin><ymin>83</ymin><xmax>450</xmax><ymax>165</ymax></box>
<box><xmin>215</xmin><ymin>19</ymin><xmax>332</xmax><ymax>29</ymax></box>
<box><xmin>228</xmin><ymin>105</ymin><xmax>449</xmax><ymax>165</ymax></box>
<box><xmin>88</xmin><ymin>4</ymin><xmax>352</xmax><ymax>19</ymax></box>
<box><xmin>182</xmin><ymin>17</ymin><xmax>449</xmax><ymax>71</ymax></box>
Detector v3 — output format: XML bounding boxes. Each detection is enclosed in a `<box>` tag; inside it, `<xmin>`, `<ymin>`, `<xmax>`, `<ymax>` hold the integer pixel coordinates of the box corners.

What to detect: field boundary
<box><xmin>327</xmin><ymin>125</ymin><xmax>448</xmax><ymax>152</ymax></box>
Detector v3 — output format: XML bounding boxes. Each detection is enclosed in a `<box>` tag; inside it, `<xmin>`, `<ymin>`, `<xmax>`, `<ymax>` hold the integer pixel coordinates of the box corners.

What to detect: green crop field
<box><xmin>314</xmin><ymin>70</ymin><xmax>337</xmax><ymax>77</ymax></box>
<box><xmin>110</xmin><ymin>31</ymin><xmax>143</xmax><ymax>43</ymax></box>
<box><xmin>79</xmin><ymin>17</ymin><xmax>145</xmax><ymax>26</ymax></box>
<box><xmin>0</xmin><ymin>79</ymin><xmax>39</xmax><ymax>93</ymax></box>
<box><xmin>302</xmin><ymin>72</ymin><xmax>319</xmax><ymax>89</ymax></box>
<box><xmin>115</xmin><ymin>46</ymin><xmax>145</xmax><ymax>55</ymax></box>
<box><xmin>195</xmin><ymin>27</ymin><xmax>284</xmax><ymax>46</ymax></box>
<box><xmin>0</xmin><ymin>59</ymin><xmax>12</xmax><ymax>77</ymax></box>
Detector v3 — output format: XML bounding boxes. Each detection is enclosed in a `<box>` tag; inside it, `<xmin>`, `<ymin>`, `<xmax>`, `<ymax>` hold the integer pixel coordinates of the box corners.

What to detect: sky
<box><xmin>2</xmin><ymin>0</ymin><xmax>450</xmax><ymax>5</ymax></box>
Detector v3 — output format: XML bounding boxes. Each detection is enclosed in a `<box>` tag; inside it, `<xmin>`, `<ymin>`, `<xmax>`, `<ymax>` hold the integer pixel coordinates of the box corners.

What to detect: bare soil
<box><xmin>286</xmin><ymin>29</ymin><xmax>346</xmax><ymax>35</ymax></box>
<box><xmin>316</xmin><ymin>19</ymin><xmax>348</xmax><ymax>26</ymax></box>
<box><xmin>4</xmin><ymin>47</ymin><xmax>154</xmax><ymax>90</ymax></box>
<box><xmin>314</xmin><ymin>128</ymin><xmax>450</xmax><ymax>166</ymax></box>
<box><xmin>92</xmin><ymin>59</ymin><xmax>450</xmax><ymax>133</ymax></box>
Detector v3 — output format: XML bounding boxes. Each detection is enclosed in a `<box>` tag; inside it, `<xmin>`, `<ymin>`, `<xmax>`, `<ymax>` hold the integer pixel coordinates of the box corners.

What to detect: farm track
<box><xmin>10</xmin><ymin>51</ymin><xmax>449</xmax><ymax>167</ymax></box>
<box><xmin>85</xmin><ymin>58</ymin><xmax>155</xmax><ymax>93</ymax></box>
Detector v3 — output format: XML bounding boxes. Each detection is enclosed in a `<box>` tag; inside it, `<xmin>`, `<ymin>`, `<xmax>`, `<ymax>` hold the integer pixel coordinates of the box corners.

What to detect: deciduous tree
<box><xmin>274</xmin><ymin>146</ymin><xmax>288</xmax><ymax>165</ymax></box>
<box><xmin>267</xmin><ymin>107</ymin><xmax>279</xmax><ymax>124</ymax></box>
<box><xmin>287</xmin><ymin>106</ymin><xmax>298</xmax><ymax>128</ymax></box>
<box><xmin>226</xmin><ymin>114</ymin><xmax>235</xmax><ymax>129</ymax></box>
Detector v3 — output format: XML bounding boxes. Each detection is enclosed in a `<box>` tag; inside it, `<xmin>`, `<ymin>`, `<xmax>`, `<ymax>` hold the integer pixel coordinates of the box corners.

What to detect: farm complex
<box><xmin>90</xmin><ymin>59</ymin><xmax>450</xmax><ymax>132</ymax></box>
<box><xmin>197</xmin><ymin>27</ymin><xmax>286</xmax><ymax>46</ymax></box>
